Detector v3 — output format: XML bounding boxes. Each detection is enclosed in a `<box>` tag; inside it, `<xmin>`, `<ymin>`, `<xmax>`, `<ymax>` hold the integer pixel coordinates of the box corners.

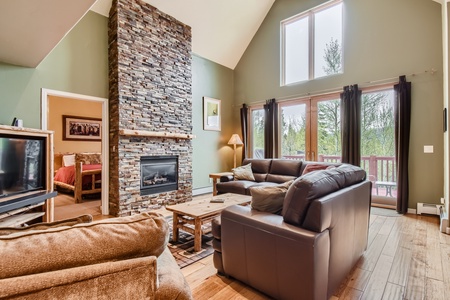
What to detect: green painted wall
<box><xmin>0</xmin><ymin>11</ymin><xmax>108</xmax><ymax>128</ymax></box>
<box><xmin>192</xmin><ymin>54</ymin><xmax>235</xmax><ymax>190</ymax></box>
<box><xmin>234</xmin><ymin>0</ymin><xmax>444</xmax><ymax>210</ymax></box>
<box><xmin>0</xmin><ymin>11</ymin><xmax>234</xmax><ymax>192</ymax></box>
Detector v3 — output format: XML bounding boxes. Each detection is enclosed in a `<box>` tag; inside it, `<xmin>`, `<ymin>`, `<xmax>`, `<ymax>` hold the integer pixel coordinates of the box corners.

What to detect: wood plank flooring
<box><xmin>184</xmin><ymin>210</ymin><xmax>450</xmax><ymax>300</ymax></box>
<box><xmin>54</xmin><ymin>193</ymin><xmax>450</xmax><ymax>299</ymax></box>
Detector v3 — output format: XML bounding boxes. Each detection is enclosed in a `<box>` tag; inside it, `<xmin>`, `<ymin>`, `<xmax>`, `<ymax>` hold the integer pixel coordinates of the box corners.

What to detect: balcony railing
<box><xmin>282</xmin><ymin>154</ymin><xmax>396</xmax><ymax>183</ymax></box>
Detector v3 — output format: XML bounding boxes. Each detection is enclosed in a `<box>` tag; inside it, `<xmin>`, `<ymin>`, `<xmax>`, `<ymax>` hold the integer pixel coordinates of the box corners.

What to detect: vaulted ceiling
<box><xmin>0</xmin><ymin>0</ymin><xmax>274</xmax><ymax>69</ymax></box>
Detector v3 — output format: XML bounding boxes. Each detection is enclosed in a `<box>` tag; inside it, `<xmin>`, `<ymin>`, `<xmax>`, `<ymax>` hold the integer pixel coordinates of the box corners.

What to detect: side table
<box><xmin>209</xmin><ymin>172</ymin><xmax>233</xmax><ymax>196</ymax></box>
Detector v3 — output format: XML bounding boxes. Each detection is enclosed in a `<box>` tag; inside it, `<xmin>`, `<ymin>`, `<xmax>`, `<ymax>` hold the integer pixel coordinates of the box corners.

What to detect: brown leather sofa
<box><xmin>213</xmin><ymin>164</ymin><xmax>371</xmax><ymax>300</ymax></box>
<box><xmin>216</xmin><ymin>158</ymin><xmax>335</xmax><ymax>195</ymax></box>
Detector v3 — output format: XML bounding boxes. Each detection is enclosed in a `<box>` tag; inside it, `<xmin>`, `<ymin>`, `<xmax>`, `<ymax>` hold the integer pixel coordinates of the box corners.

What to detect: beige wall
<box><xmin>48</xmin><ymin>95</ymin><xmax>102</xmax><ymax>154</ymax></box>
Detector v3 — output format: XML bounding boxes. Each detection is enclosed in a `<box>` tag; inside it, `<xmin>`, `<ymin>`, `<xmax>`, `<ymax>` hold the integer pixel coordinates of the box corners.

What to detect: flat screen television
<box><xmin>0</xmin><ymin>133</ymin><xmax>46</xmax><ymax>199</ymax></box>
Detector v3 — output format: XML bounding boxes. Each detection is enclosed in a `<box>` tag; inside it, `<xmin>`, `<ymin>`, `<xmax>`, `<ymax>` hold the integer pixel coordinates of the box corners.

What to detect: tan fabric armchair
<box><xmin>0</xmin><ymin>212</ymin><xmax>192</xmax><ymax>300</ymax></box>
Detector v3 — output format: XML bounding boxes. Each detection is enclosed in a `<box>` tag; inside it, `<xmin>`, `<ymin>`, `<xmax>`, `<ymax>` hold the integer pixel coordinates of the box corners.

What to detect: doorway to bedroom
<box><xmin>41</xmin><ymin>89</ymin><xmax>109</xmax><ymax>221</ymax></box>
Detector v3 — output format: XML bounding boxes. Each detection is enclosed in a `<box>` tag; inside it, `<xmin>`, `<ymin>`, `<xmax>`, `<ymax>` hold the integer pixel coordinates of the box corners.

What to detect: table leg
<box><xmin>212</xmin><ymin>178</ymin><xmax>218</xmax><ymax>196</ymax></box>
<box><xmin>172</xmin><ymin>213</ymin><xmax>179</xmax><ymax>242</ymax></box>
<box><xmin>194</xmin><ymin>217</ymin><xmax>202</xmax><ymax>252</ymax></box>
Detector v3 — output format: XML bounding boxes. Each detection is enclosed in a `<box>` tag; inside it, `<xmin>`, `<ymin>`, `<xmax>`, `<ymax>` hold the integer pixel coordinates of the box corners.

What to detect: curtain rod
<box><xmin>234</xmin><ymin>68</ymin><xmax>437</xmax><ymax>107</ymax></box>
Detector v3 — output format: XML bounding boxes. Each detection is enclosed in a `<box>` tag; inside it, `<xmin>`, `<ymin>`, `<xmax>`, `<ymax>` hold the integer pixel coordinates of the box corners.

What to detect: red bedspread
<box><xmin>54</xmin><ymin>164</ymin><xmax>102</xmax><ymax>186</ymax></box>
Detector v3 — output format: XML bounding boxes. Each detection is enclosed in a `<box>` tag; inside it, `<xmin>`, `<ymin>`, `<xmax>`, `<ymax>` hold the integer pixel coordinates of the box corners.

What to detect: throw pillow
<box><xmin>250</xmin><ymin>180</ymin><xmax>294</xmax><ymax>214</ymax></box>
<box><xmin>0</xmin><ymin>214</ymin><xmax>93</xmax><ymax>236</ymax></box>
<box><xmin>301</xmin><ymin>164</ymin><xmax>331</xmax><ymax>176</ymax></box>
<box><xmin>62</xmin><ymin>154</ymin><xmax>75</xmax><ymax>167</ymax></box>
<box><xmin>233</xmin><ymin>163</ymin><xmax>255</xmax><ymax>181</ymax></box>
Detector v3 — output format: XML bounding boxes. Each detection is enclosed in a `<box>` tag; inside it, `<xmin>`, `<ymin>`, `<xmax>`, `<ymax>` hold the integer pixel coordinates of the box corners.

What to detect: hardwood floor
<box><xmin>183</xmin><ymin>209</ymin><xmax>450</xmax><ymax>300</ymax></box>
<box><xmin>53</xmin><ymin>191</ymin><xmax>104</xmax><ymax>221</ymax></box>
<box><xmin>53</xmin><ymin>193</ymin><xmax>450</xmax><ymax>299</ymax></box>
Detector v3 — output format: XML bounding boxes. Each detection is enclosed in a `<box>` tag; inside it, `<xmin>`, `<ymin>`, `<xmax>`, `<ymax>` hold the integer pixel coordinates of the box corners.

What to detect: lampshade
<box><xmin>228</xmin><ymin>134</ymin><xmax>243</xmax><ymax>145</ymax></box>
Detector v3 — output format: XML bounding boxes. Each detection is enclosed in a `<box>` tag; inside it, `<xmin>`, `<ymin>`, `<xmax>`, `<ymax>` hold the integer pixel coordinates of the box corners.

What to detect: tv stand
<box><xmin>0</xmin><ymin>191</ymin><xmax>57</xmax><ymax>227</ymax></box>
<box><xmin>0</xmin><ymin>125</ymin><xmax>55</xmax><ymax>225</ymax></box>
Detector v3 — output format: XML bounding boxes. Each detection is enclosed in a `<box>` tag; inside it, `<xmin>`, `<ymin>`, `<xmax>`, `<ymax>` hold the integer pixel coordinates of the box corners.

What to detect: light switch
<box><xmin>424</xmin><ymin>145</ymin><xmax>434</xmax><ymax>153</ymax></box>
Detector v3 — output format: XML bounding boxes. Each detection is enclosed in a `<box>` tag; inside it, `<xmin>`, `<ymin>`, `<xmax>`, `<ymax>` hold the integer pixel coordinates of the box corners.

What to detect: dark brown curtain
<box><xmin>340</xmin><ymin>84</ymin><xmax>361</xmax><ymax>166</ymax></box>
<box><xmin>394</xmin><ymin>75</ymin><xmax>411</xmax><ymax>214</ymax></box>
<box><xmin>240</xmin><ymin>104</ymin><xmax>249</xmax><ymax>161</ymax></box>
<box><xmin>263</xmin><ymin>99</ymin><xmax>278</xmax><ymax>158</ymax></box>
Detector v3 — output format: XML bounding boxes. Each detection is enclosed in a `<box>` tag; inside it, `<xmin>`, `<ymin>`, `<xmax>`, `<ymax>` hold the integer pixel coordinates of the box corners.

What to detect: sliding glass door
<box><xmin>278</xmin><ymin>94</ymin><xmax>341</xmax><ymax>162</ymax></box>
<box><xmin>360</xmin><ymin>88</ymin><xmax>396</xmax><ymax>201</ymax></box>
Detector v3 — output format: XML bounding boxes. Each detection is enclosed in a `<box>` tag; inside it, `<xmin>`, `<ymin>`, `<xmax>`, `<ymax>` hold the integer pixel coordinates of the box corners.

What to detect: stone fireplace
<box><xmin>108</xmin><ymin>0</ymin><xmax>193</xmax><ymax>217</ymax></box>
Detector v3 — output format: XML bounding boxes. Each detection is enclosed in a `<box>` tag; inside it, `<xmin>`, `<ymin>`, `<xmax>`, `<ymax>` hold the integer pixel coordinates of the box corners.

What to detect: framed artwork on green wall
<box><xmin>203</xmin><ymin>97</ymin><xmax>221</xmax><ymax>131</ymax></box>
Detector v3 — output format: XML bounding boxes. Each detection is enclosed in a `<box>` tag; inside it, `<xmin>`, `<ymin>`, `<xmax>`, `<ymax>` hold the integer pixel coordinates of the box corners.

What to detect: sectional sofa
<box><xmin>213</xmin><ymin>162</ymin><xmax>371</xmax><ymax>300</ymax></box>
<box><xmin>216</xmin><ymin>158</ymin><xmax>337</xmax><ymax>195</ymax></box>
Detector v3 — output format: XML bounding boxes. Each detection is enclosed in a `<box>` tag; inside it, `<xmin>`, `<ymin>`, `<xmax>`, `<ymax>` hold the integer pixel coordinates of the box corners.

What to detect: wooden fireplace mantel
<box><xmin>119</xmin><ymin>129</ymin><xmax>196</xmax><ymax>140</ymax></box>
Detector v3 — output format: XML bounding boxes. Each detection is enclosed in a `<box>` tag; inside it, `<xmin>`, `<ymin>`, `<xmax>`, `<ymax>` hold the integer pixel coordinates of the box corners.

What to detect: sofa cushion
<box><xmin>216</xmin><ymin>180</ymin><xmax>258</xmax><ymax>195</ymax></box>
<box><xmin>232</xmin><ymin>163</ymin><xmax>255</xmax><ymax>181</ymax></box>
<box><xmin>301</xmin><ymin>164</ymin><xmax>332</xmax><ymax>176</ymax></box>
<box><xmin>250</xmin><ymin>180</ymin><xmax>293</xmax><ymax>214</ymax></box>
<box><xmin>243</xmin><ymin>158</ymin><xmax>272</xmax><ymax>182</ymax></box>
<box><xmin>282</xmin><ymin>164</ymin><xmax>366</xmax><ymax>226</ymax></box>
<box><xmin>0</xmin><ymin>212</ymin><xmax>169</xmax><ymax>280</ymax></box>
<box><xmin>267</xmin><ymin>159</ymin><xmax>302</xmax><ymax>178</ymax></box>
<box><xmin>0</xmin><ymin>214</ymin><xmax>93</xmax><ymax>236</ymax></box>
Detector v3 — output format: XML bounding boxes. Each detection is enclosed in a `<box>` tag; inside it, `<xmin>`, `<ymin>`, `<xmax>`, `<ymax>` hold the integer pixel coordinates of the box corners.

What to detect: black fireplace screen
<box><xmin>140</xmin><ymin>156</ymin><xmax>178</xmax><ymax>195</ymax></box>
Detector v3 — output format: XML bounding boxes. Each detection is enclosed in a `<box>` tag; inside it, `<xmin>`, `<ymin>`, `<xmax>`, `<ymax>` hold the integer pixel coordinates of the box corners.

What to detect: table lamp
<box><xmin>228</xmin><ymin>134</ymin><xmax>243</xmax><ymax>169</ymax></box>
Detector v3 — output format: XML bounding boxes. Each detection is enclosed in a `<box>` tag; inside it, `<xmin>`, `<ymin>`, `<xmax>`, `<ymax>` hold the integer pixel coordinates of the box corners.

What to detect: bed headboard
<box><xmin>54</xmin><ymin>152</ymin><xmax>102</xmax><ymax>170</ymax></box>
<box><xmin>75</xmin><ymin>153</ymin><xmax>102</xmax><ymax>165</ymax></box>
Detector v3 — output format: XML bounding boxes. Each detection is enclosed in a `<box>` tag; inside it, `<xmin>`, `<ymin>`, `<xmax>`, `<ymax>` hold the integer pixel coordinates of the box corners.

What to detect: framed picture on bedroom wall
<box><xmin>63</xmin><ymin>115</ymin><xmax>102</xmax><ymax>141</ymax></box>
<box><xmin>203</xmin><ymin>97</ymin><xmax>221</xmax><ymax>131</ymax></box>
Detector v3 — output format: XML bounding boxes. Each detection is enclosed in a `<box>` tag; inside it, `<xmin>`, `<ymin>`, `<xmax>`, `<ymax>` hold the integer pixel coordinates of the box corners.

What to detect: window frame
<box><xmin>281</xmin><ymin>0</ymin><xmax>343</xmax><ymax>86</ymax></box>
<box><xmin>248</xmin><ymin>105</ymin><xmax>265</xmax><ymax>158</ymax></box>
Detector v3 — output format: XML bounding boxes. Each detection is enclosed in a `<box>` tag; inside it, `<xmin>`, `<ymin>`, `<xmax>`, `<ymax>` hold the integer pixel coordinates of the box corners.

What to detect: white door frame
<box><xmin>41</xmin><ymin>88</ymin><xmax>109</xmax><ymax>215</ymax></box>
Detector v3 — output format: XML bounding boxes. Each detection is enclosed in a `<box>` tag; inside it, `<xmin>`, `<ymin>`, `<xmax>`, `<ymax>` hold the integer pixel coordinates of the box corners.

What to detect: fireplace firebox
<box><xmin>140</xmin><ymin>156</ymin><xmax>178</xmax><ymax>195</ymax></box>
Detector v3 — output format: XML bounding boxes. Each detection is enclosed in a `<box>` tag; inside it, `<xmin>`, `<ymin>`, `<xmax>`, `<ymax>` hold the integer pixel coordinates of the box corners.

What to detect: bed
<box><xmin>54</xmin><ymin>153</ymin><xmax>102</xmax><ymax>203</ymax></box>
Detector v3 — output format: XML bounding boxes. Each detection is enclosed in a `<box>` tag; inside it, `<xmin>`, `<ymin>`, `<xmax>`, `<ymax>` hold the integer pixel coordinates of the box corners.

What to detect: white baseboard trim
<box><xmin>407</xmin><ymin>208</ymin><xmax>416</xmax><ymax>214</ymax></box>
<box><xmin>193</xmin><ymin>187</ymin><xmax>213</xmax><ymax>196</ymax></box>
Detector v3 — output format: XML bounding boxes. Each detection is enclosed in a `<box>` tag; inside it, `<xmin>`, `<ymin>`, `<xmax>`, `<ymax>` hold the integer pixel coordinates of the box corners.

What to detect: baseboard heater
<box><xmin>416</xmin><ymin>203</ymin><xmax>442</xmax><ymax>215</ymax></box>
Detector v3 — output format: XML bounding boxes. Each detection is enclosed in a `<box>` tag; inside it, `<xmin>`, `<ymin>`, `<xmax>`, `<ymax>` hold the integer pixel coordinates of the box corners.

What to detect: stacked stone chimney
<box><xmin>108</xmin><ymin>0</ymin><xmax>192</xmax><ymax>216</ymax></box>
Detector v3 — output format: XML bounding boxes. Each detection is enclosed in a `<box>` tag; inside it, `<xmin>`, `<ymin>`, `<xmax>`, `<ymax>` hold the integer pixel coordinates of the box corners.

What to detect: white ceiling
<box><xmin>92</xmin><ymin>0</ymin><xmax>275</xmax><ymax>69</ymax></box>
<box><xmin>0</xmin><ymin>0</ymin><xmax>274</xmax><ymax>69</ymax></box>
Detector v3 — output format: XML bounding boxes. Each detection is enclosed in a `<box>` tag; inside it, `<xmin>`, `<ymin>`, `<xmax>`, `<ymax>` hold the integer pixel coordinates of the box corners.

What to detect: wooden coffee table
<box><xmin>166</xmin><ymin>193</ymin><xmax>251</xmax><ymax>252</ymax></box>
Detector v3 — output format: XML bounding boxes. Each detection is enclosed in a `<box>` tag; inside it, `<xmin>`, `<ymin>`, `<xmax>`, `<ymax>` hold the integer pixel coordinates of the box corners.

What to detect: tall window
<box><xmin>360</xmin><ymin>87</ymin><xmax>396</xmax><ymax>199</ymax></box>
<box><xmin>249</xmin><ymin>107</ymin><xmax>265</xmax><ymax>158</ymax></box>
<box><xmin>281</xmin><ymin>0</ymin><xmax>343</xmax><ymax>85</ymax></box>
<box><xmin>280</xmin><ymin>102</ymin><xmax>308</xmax><ymax>160</ymax></box>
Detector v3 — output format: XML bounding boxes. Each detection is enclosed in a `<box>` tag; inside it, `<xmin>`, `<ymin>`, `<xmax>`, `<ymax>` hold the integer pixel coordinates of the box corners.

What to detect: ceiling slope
<box><xmin>0</xmin><ymin>0</ymin><xmax>273</xmax><ymax>69</ymax></box>
<box><xmin>143</xmin><ymin>0</ymin><xmax>275</xmax><ymax>69</ymax></box>
<box><xmin>91</xmin><ymin>0</ymin><xmax>275</xmax><ymax>70</ymax></box>
<box><xmin>0</xmin><ymin>0</ymin><xmax>97</xmax><ymax>67</ymax></box>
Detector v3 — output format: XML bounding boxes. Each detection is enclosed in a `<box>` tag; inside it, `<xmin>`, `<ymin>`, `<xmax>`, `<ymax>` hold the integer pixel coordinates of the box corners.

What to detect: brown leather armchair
<box><xmin>213</xmin><ymin>164</ymin><xmax>371</xmax><ymax>300</ymax></box>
